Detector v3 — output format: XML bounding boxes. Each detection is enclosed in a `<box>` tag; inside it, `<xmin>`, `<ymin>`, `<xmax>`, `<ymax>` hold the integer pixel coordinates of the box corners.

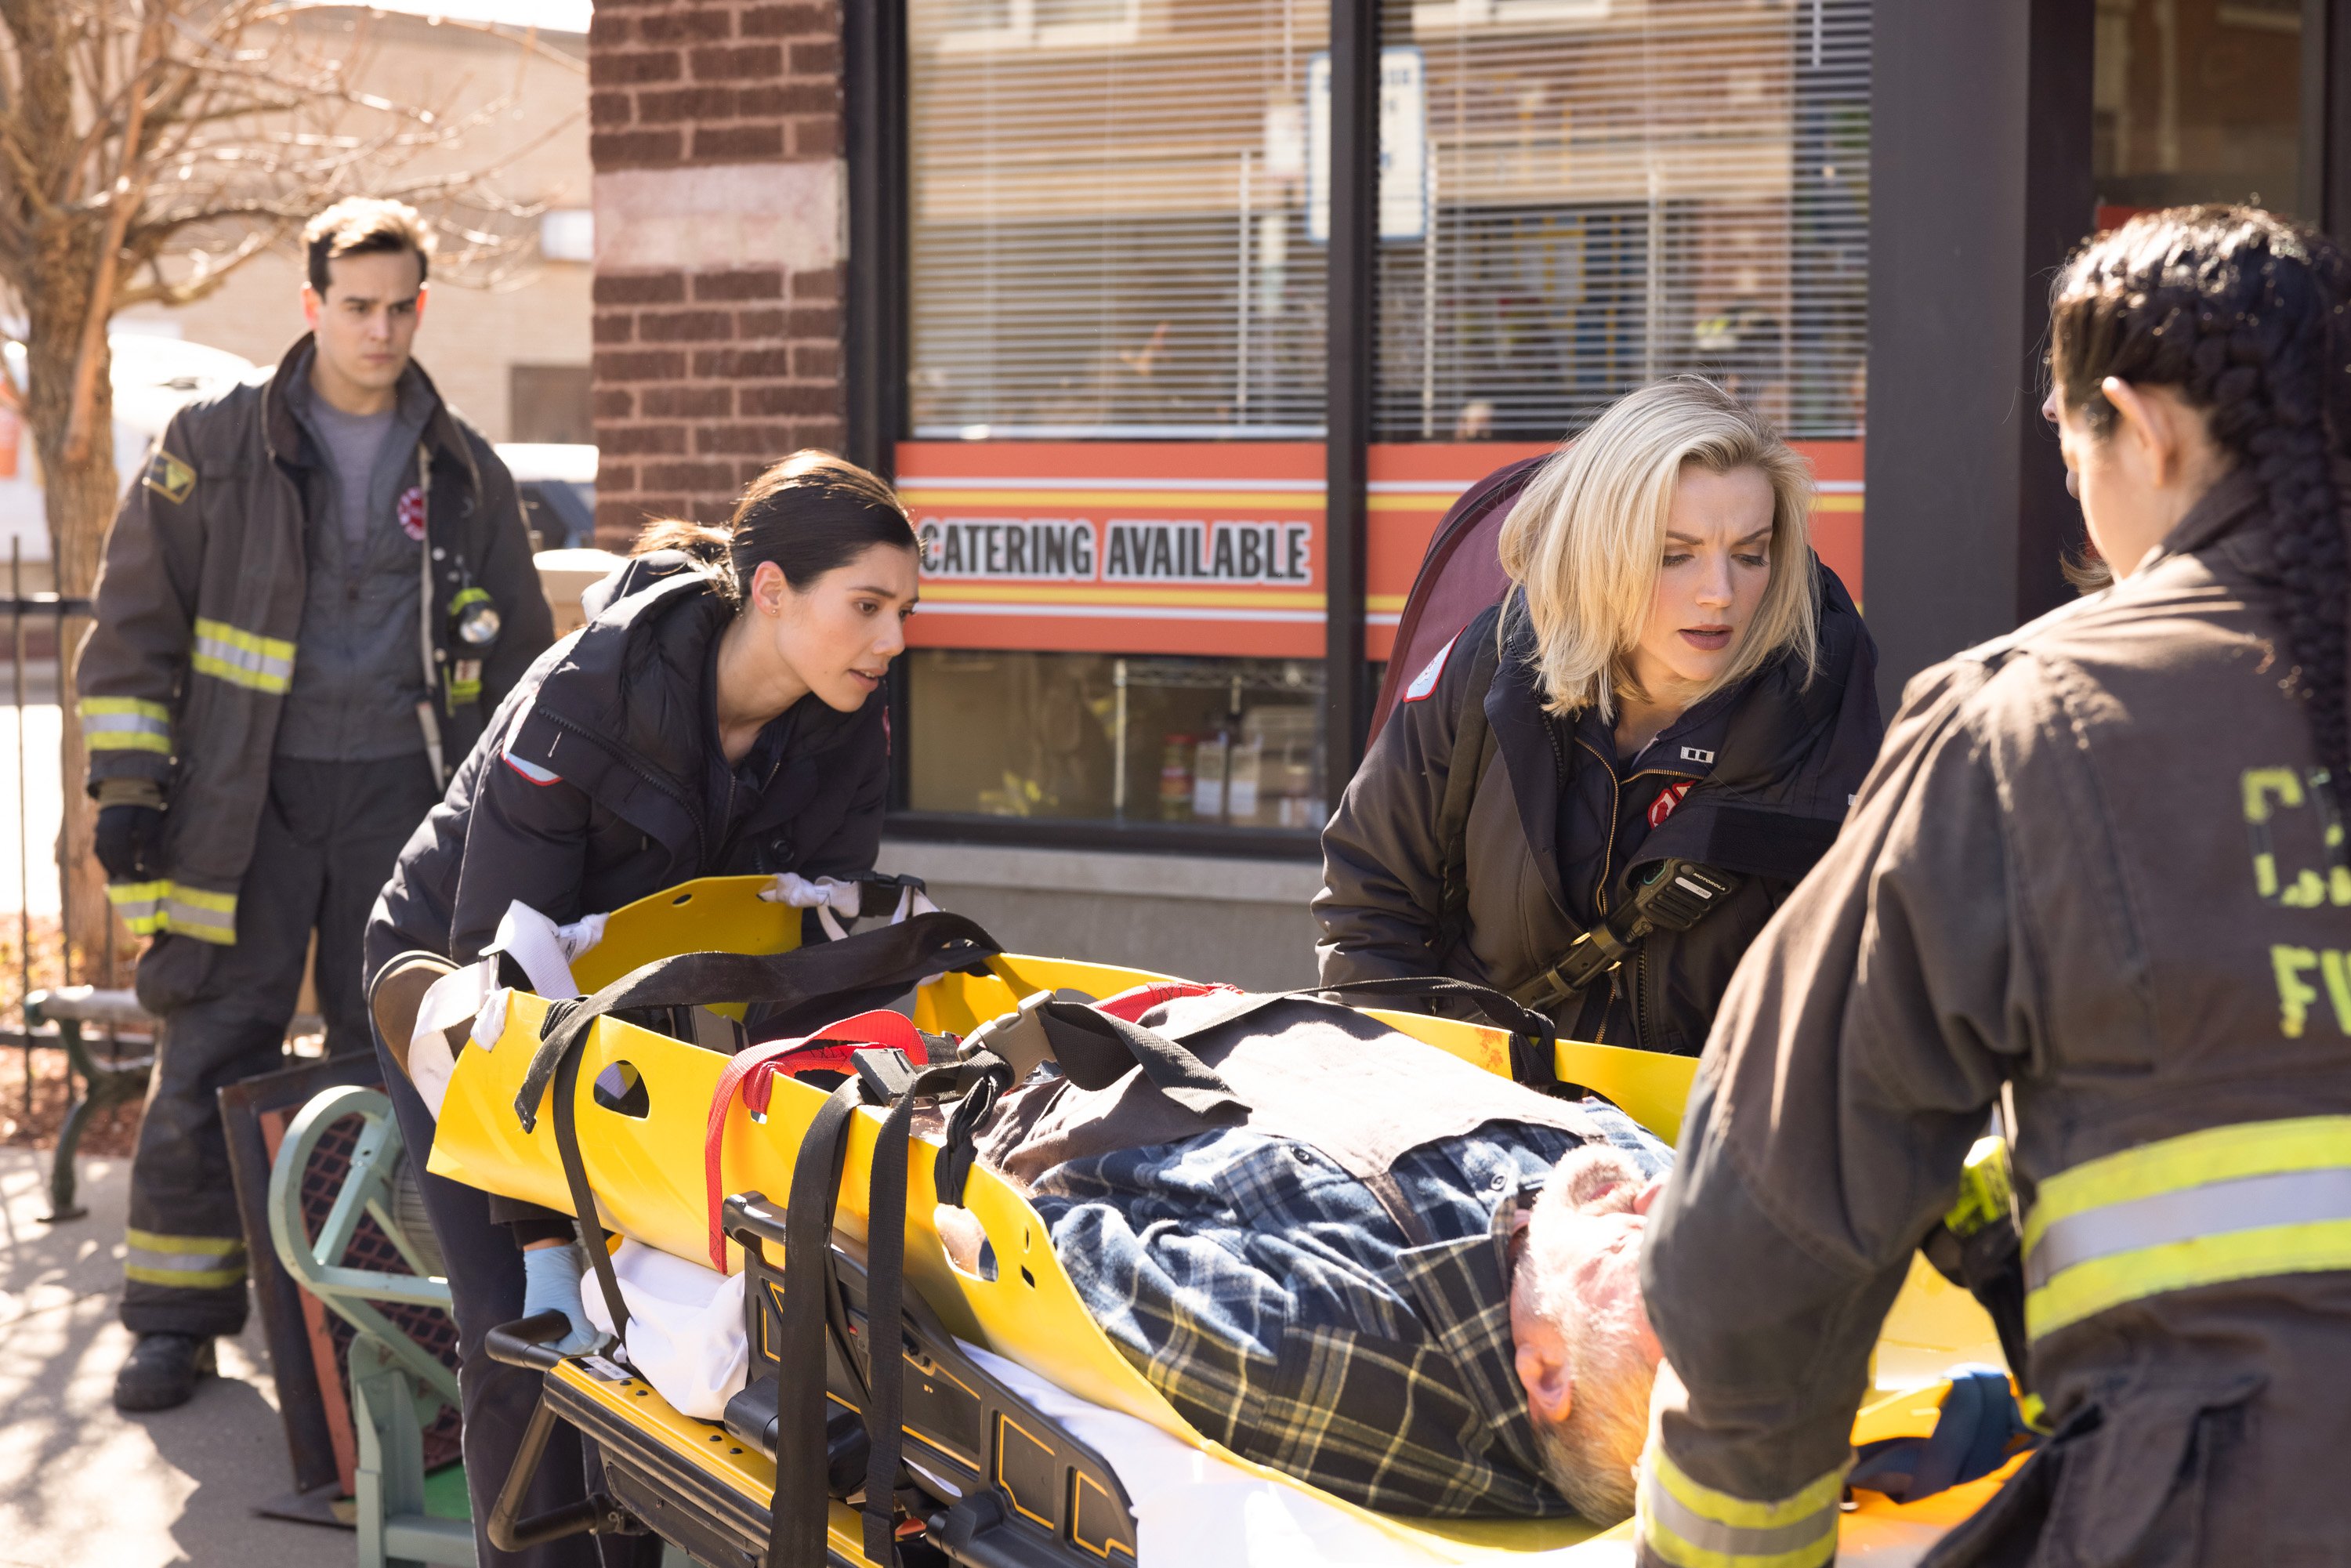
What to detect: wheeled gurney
<box><xmin>427</xmin><ymin>875</ymin><xmax>2022</xmax><ymax>1567</ymax></box>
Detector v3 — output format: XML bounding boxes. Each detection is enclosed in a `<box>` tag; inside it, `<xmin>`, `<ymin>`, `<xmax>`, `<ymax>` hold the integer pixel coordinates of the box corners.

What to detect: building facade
<box><xmin>587</xmin><ymin>0</ymin><xmax>2336</xmax><ymax>987</ymax></box>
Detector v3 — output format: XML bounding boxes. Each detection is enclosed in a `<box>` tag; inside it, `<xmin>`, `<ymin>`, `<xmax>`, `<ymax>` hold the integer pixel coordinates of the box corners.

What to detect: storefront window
<box><xmin>903</xmin><ymin>2</ymin><xmax>1332</xmax><ymax>837</ymax></box>
<box><xmin>907</xmin><ymin>0</ymin><xmax>1329</xmax><ymax>438</ymax></box>
<box><xmin>1377</xmin><ymin>0</ymin><xmax>1871</xmax><ymax>444</ymax></box>
<box><xmin>908</xmin><ymin>650</ymin><xmax>1326</xmax><ymax>827</ymax></box>
<box><xmin>896</xmin><ymin>2</ymin><xmax>1870</xmax><ymax>839</ymax></box>
<box><xmin>2093</xmin><ymin>0</ymin><xmax>2302</xmax><ymax>220</ymax></box>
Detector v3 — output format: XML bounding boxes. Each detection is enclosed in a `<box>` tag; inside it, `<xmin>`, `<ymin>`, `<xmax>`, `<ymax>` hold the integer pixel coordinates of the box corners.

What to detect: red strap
<box><xmin>1095</xmin><ymin>980</ymin><xmax>1235</xmax><ymax>1022</ymax></box>
<box><xmin>703</xmin><ymin>1010</ymin><xmax>927</xmax><ymax>1269</ymax></box>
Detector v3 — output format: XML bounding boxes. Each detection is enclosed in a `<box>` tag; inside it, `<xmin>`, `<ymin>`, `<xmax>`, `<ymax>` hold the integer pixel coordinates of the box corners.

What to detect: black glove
<box><xmin>93</xmin><ymin>804</ymin><xmax>165</xmax><ymax>882</ymax></box>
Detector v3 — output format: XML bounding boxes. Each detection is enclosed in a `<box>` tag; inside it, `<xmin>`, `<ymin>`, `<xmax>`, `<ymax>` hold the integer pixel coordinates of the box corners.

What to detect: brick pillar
<box><xmin>588</xmin><ymin>0</ymin><xmax>846</xmax><ymax>546</ymax></box>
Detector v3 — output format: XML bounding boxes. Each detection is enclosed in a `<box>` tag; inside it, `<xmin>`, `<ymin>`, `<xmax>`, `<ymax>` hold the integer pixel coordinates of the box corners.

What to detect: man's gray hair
<box><xmin>1514</xmin><ymin>1146</ymin><xmax>1657</xmax><ymax>1523</ymax></box>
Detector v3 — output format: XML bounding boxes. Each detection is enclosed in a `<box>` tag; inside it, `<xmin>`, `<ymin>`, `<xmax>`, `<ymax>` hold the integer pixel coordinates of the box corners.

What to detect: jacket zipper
<box><xmin>541</xmin><ymin>708</ymin><xmax>710</xmax><ymax>866</ymax></box>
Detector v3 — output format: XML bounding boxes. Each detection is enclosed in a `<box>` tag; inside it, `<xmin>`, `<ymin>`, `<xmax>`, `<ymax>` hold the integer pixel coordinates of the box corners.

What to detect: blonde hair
<box><xmin>1496</xmin><ymin>378</ymin><xmax>1819</xmax><ymax>722</ymax></box>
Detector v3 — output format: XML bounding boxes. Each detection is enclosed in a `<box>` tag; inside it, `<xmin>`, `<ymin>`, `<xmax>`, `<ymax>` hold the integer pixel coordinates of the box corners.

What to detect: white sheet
<box><xmin>958</xmin><ymin>1342</ymin><xmax>1632</xmax><ymax>1567</ymax></box>
<box><xmin>581</xmin><ymin>1240</ymin><xmax>749</xmax><ymax>1421</ymax></box>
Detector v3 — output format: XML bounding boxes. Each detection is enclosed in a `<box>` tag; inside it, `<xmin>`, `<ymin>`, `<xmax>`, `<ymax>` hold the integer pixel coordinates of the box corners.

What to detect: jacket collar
<box><xmin>2144</xmin><ymin>464</ymin><xmax>2266</xmax><ymax>567</ymax></box>
<box><xmin>263</xmin><ymin>334</ymin><xmax>482</xmax><ymax>496</ymax></box>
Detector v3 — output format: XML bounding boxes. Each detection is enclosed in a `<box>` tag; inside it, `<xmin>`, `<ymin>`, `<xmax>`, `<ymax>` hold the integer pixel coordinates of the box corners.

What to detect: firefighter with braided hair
<box><xmin>1632</xmin><ymin>205</ymin><xmax>2351</xmax><ymax>1567</ymax></box>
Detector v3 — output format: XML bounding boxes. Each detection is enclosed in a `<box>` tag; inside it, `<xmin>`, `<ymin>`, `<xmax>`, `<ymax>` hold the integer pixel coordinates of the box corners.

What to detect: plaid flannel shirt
<box><xmin>1030</xmin><ymin>1099</ymin><xmax>1670</xmax><ymax>1518</ymax></box>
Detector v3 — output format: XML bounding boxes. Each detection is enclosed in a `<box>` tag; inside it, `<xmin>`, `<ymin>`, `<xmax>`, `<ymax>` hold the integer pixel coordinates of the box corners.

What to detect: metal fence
<box><xmin>0</xmin><ymin>537</ymin><xmax>128</xmax><ymax>1122</ymax></box>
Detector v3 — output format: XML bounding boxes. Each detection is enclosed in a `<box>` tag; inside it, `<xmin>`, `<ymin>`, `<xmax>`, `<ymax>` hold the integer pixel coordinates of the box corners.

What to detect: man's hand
<box><xmin>94</xmin><ymin>804</ymin><xmax>165</xmax><ymax>882</ymax></box>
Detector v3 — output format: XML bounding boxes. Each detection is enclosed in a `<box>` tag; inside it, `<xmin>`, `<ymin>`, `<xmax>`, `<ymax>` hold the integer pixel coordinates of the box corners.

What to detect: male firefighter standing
<box><xmin>78</xmin><ymin>198</ymin><xmax>552</xmax><ymax>1411</ymax></box>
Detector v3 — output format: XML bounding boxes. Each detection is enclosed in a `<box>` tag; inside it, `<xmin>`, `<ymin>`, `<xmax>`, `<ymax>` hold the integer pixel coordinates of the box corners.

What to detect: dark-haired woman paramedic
<box><xmin>1632</xmin><ymin>205</ymin><xmax>2351</xmax><ymax>1568</ymax></box>
<box><xmin>363</xmin><ymin>448</ymin><xmax>919</xmax><ymax>1568</ymax></box>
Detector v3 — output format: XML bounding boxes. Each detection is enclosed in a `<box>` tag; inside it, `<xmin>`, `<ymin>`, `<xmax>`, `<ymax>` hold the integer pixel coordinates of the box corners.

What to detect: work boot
<box><xmin>112</xmin><ymin>1332</ymin><xmax>216</xmax><ymax>1412</ymax></box>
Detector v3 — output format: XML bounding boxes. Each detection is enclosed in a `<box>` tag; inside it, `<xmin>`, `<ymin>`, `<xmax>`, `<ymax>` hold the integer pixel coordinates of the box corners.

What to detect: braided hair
<box><xmin>2050</xmin><ymin>206</ymin><xmax>2351</xmax><ymax>784</ymax></box>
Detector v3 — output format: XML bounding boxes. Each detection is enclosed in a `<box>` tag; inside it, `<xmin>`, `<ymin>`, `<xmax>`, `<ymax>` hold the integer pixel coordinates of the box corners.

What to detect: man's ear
<box><xmin>413</xmin><ymin>281</ymin><xmax>429</xmax><ymax>326</ymax></box>
<box><xmin>301</xmin><ymin>284</ymin><xmax>322</xmax><ymax>331</ymax></box>
<box><xmin>1514</xmin><ymin>1312</ymin><xmax>1574</xmax><ymax>1428</ymax></box>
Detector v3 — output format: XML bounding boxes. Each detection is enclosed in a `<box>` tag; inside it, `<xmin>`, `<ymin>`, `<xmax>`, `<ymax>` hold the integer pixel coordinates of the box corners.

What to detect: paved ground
<box><xmin>0</xmin><ymin>1146</ymin><xmax>346</xmax><ymax>1567</ymax></box>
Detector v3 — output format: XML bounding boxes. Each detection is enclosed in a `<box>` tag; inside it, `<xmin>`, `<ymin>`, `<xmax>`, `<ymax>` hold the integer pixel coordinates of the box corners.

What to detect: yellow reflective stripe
<box><xmin>103</xmin><ymin>879</ymin><xmax>236</xmax><ymax>943</ymax></box>
<box><xmin>165</xmin><ymin>886</ymin><xmax>237</xmax><ymax>945</ymax></box>
<box><xmin>107</xmin><ymin>879</ymin><xmax>167</xmax><ymax>936</ymax></box>
<box><xmin>124</xmin><ymin>1228</ymin><xmax>246</xmax><ymax>1290</ymax></box>
<box><xmin>2024</xmin><ymin>1116</ymin><xmax>2351</xmax><ymax>1248</ymax></box>
<box><xmin>190</xmin><ymin>616</ymin><xmax>295</xmax><ymax>694</ymax></box>
<box><xmin>2027</xmin><ymin>1219</ymin><xmax>2351</xmax><ymax>1339</ymax></box>
<box><xmin>80</xmin><ymin>697</ymin><xmax>173</xmax><ymax>753</ymax></box>
<box><xmin>81</xmin><ymin>697</ymin><xmax>171</xmax><ymax>722</ymax></box>
<box><xmin>2022</xmin><ymin>1117</ymin><xmax>2351</xmax><ymax>1339</ymax></box>
<box><xmin>1637</xmin><ymin>1449</ymin><xmax>1842</xmax><ymax>1568</ymax></box>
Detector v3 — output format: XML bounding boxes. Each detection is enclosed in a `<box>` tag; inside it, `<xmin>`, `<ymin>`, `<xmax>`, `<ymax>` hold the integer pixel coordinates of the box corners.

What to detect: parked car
<box><xmin>496</xmin><ymin>441</ymin><xmax>597</xmax><ymax>552</ymax></box>
<box><xmin>0</xmin><ymin>334</ymin><xmax>257</xmax><ymax>576</ymax></box>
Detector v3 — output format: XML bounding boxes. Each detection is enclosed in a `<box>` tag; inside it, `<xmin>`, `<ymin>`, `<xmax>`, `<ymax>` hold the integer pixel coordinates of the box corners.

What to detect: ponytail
<box><xmin>628</xmin><ymin>450</ymin><xmax>917</xmax><ymax>607</ymax></box>
<box><xmin>630</xmin><ymin>517</ymin><xmax>734</xmax><ymax>563</ymax></box>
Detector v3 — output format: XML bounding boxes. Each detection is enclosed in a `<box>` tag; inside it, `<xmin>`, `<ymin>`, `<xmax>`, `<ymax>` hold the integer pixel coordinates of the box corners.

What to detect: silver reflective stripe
<box><xmin>83</xmin><ymin>712</ymin><xmax>165</xmax><ymax>734</ymax></box>
<box><xmin>129</xmin><ymin>1243</ymin><xmax>245</xmax><ymax>1276</ymax></box>
<box><xmin>1640</xmin><ymin>1466</ymin><xmax>1838</xmax><ymax>1563</ymax></box>
<box><xmin>2027</xmin><ymin>1166</ymin><xmax>2351</xmax><ymax>1290</ymax></box>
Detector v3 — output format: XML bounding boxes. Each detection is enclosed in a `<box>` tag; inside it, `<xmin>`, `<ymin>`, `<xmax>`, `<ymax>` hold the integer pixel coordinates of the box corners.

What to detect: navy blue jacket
<box><xmin>368</xmin><ymin>555</ymin><xmax>888</xmax><ymax>972</ymax></box>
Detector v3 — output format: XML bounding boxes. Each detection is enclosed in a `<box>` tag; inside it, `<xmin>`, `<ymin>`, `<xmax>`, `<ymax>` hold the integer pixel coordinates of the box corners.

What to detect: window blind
<box><xmin>1375</xmin><ymin>0</ymin><xmax>1871</xmax><ymax>441</ymax></box>
<box><xmin>907</xmin><ymin>0</ymin><xmax>1332</xmax><ymax>439</ymax></box>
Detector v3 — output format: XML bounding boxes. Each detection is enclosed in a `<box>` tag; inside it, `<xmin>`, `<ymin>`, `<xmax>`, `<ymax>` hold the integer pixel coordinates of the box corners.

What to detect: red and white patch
<box><xmin>1401</xmin><ymin>632</ymin><xmax>1461</xmax><ymax>704</ymax></box>
<box><xmin>502</xmin><ymin>751</ymin><xmax>562</xmax><ymax>787</ymax></box>
<box><xmin>397</xmin><ymin>485</ymin><xmax>427</xmax><ymax>541</ymax></box>
<box><xmin>1648</xmin><ymin>780</ymin><xmax>1694</xmax><ymax>829</ymax></box>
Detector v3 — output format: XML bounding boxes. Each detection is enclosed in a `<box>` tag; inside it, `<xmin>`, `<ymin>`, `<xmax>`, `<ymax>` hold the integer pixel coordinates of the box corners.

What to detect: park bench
<box><xmin>24</xmin><ymin>985</ymin><xmax>155</xmax><ymax>1222</ymax></box>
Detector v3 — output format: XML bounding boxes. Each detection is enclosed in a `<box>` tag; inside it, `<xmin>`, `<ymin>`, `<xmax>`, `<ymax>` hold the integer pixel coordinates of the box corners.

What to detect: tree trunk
<box><xmin>27</xmin><ymin>219</ymin><xmax>128</xmax><ymax>987</ymax></box>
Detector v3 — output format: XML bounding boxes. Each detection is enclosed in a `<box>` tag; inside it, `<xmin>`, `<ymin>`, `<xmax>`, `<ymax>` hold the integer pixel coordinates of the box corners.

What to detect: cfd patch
<box><xmin>142</xmin><ymin>450</ymin><xmax>196</xmax><ymax>505</ymax></box>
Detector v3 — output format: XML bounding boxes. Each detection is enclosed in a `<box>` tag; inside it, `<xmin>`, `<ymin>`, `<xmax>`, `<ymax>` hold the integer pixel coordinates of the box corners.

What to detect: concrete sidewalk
<box><xmin>0</xmin><ymin>1146</ymin><xmax>346</xmax><ymax>1567</ymax></box>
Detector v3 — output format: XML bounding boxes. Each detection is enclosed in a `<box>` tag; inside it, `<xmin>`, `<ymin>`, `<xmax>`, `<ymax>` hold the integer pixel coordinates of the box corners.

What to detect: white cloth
<box><xmin>959</xmin><ymin>1343</ymin><xmax>1626</xmax><ymax>1566</ymax></box>
<box><xmin>407</xmin><ymin>900</ymin><xmax>606</xmax><ymax>1120</ymax></box>
<box><xmin>761</xmin><ymin>873</ymin><xmax>938</xmax><ymax>943</ymax></box>
<box><xmin>580</xmin><ymin>1240</ymin><xmax>749</xmax><ymax>1421</ymax></box>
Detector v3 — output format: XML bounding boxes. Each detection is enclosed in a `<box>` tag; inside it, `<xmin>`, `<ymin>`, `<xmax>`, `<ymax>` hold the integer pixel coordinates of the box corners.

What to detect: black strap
<box><xmin>1632</xmin><ymin>802</ymin><xmax>1842</xmax><ymax>886</ymax></box>
<box><xmin>1431</xmin><ymin>629</ymin><xmax>1504</xmax><ymax>964</ymax></box>
<box><xmin>767</xmin><ymin>1051</ymin><xmax>1010</xmax><ymax>1568</ymax></box>
<box><xmin>549</xmin><ymin>1037</ymin><xmax>631</xmax><ymax>1343</ymax></box>
<box><xmin>1032</xmin><ymin>1002</ymin><xmax>1249</xmax><ymax>1118</ymax></box>
<box><xmin>860</xmin><ymin>1077</ymin><xmax>920</xmax><ymax>1567</ymax></box>
<box><xmin>768</xmin><ymin>1079</ymin><xmax>862</xmax><ymax>1568</ymax></box>
<box><xmin>516</xmin><ymin>911</ymin><xmax>1002</xmax><ymax>1132</ymax></box>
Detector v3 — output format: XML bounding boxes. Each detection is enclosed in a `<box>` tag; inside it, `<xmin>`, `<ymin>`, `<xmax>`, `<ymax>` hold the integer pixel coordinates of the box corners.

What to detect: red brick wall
<box><xmin>587</xmin><ymin>0</ymin><xmax>846</xmax><ymax>545</ymax></box>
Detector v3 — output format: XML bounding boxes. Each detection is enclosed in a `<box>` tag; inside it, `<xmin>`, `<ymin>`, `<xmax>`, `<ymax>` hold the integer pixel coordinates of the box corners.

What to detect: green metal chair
<box><xmin>270</xmin><ymin>1084</ymin><xmax>699</xmax><ymax>1568</ymax></box>
<box><xmin>268</xmin><ymin>1084</ymin><xmax>475</xmax><ymax>1568</ymax></box>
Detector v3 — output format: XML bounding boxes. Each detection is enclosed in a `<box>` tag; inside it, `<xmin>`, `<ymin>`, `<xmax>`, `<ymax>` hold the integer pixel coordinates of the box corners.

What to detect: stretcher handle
<box><xmin>486</xmin><ymin>1309</ymin><xmax>573</xmax><ymax>1372</ymax></box>
<box><xmin>486</xmin><ymin>1367</ymin><xmax>642</xmax><ymax>1553</ymax></box>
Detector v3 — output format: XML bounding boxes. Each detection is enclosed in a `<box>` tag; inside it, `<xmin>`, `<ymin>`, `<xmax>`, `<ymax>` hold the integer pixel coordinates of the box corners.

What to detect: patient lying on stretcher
<box><xmin>933</xmin><ymin>990</ymin><xmax>1674</xmax><ymax>1526</ymax></box>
